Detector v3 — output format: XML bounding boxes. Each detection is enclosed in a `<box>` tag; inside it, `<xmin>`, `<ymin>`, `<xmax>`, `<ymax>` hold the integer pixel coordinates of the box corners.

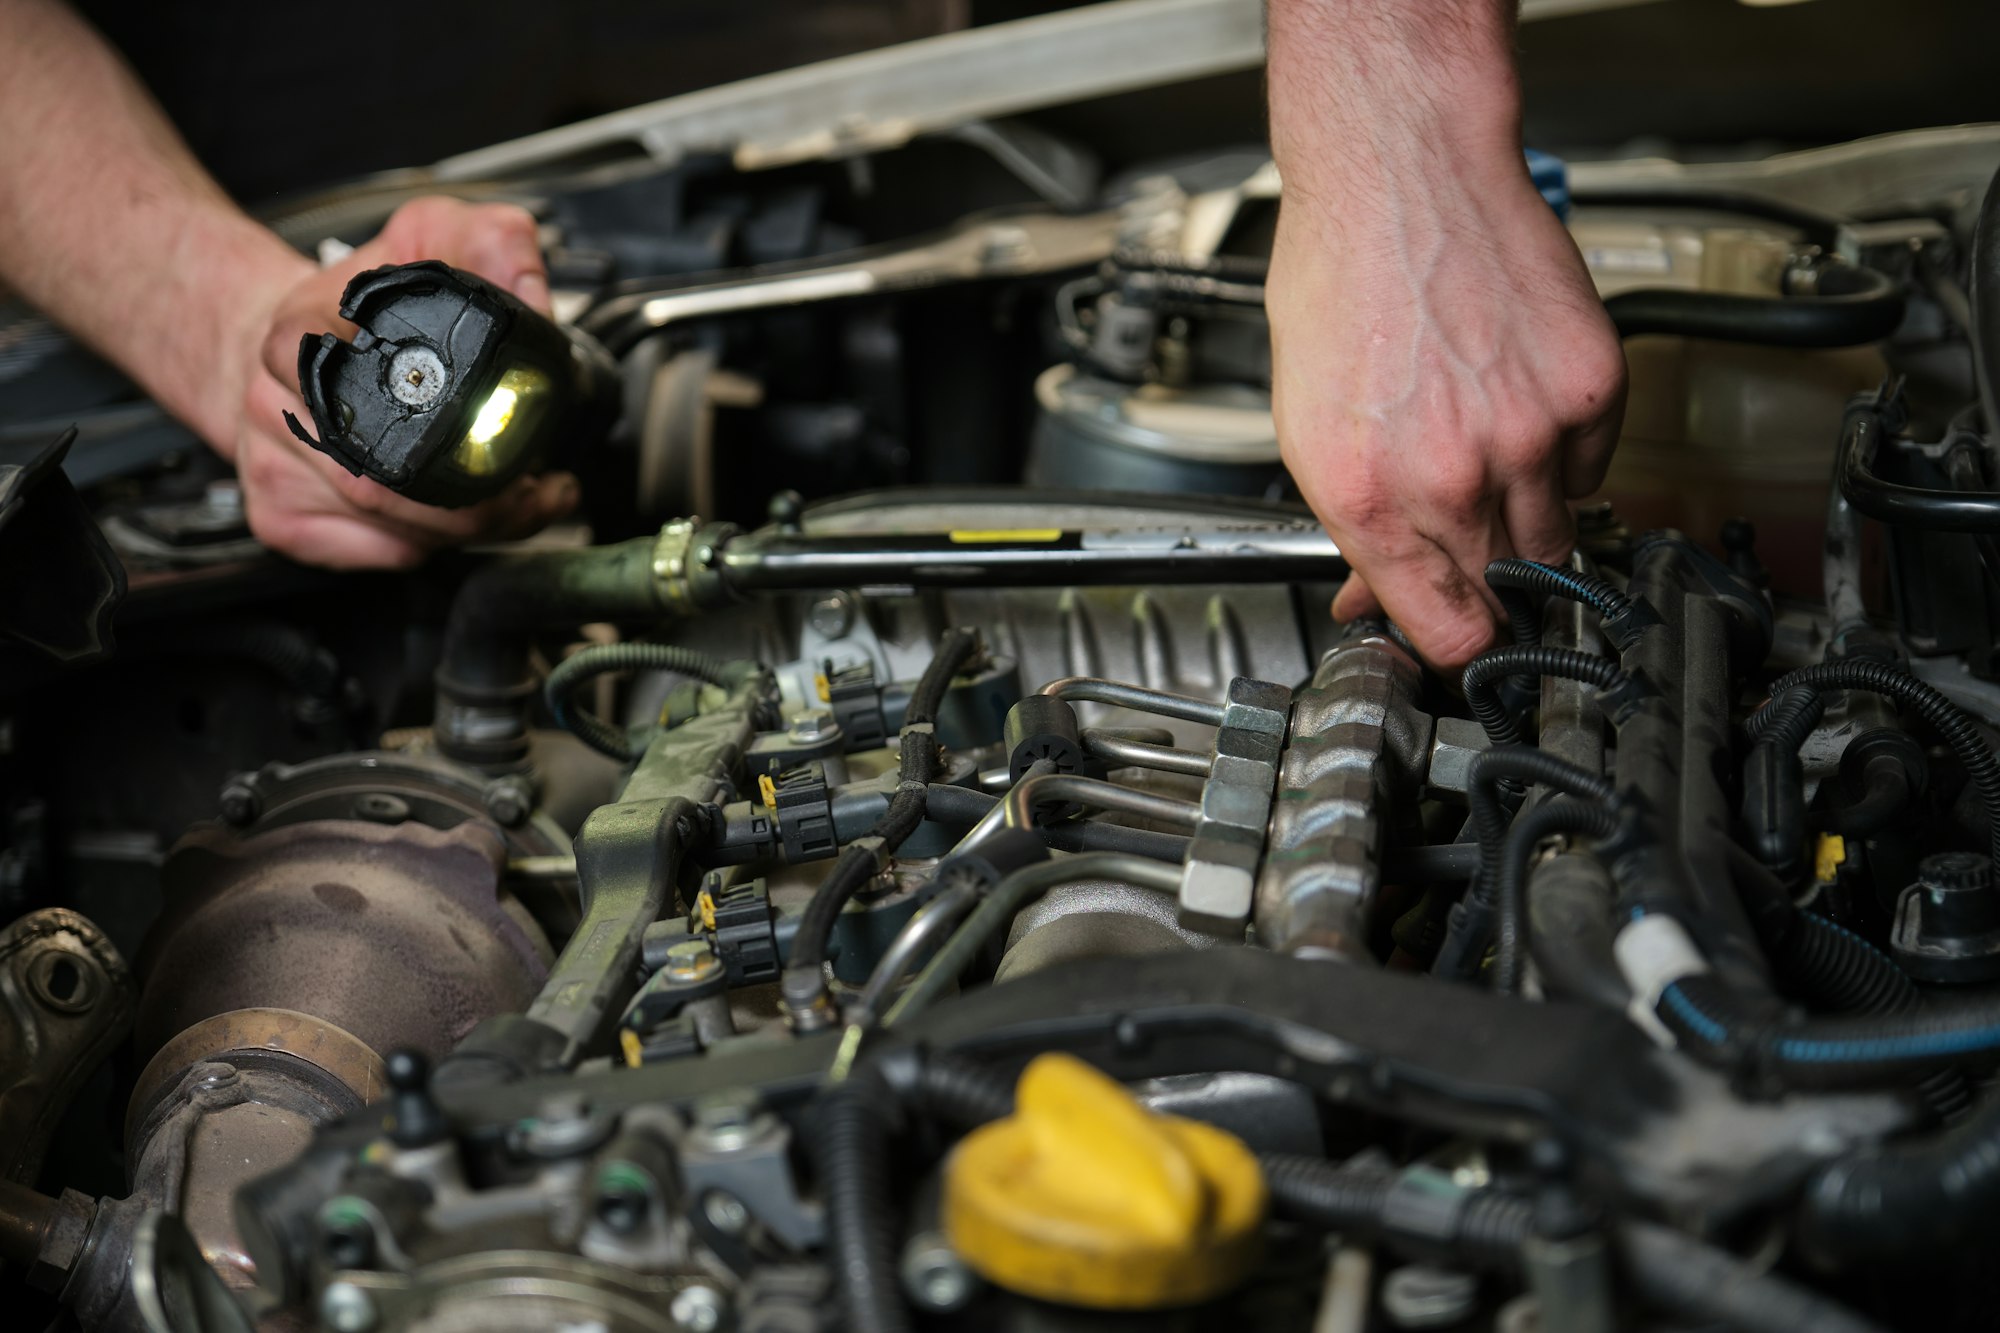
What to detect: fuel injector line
<box><xmin>1037</xmin><ymin>676</ymin><xmax>1227</xmax><ymax>727</ymax></box>
<box><xmin>882</xmin><ymin>853</ymin><xmax>1182</xmax><ymax>1028</ymax></box>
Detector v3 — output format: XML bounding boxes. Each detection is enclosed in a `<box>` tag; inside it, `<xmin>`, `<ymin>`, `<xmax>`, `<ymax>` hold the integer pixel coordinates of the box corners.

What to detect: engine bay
<box><xmin>9</xmin><ymin>6</ymin><xmax>2000</xmax><ymax>1331</ymax></box>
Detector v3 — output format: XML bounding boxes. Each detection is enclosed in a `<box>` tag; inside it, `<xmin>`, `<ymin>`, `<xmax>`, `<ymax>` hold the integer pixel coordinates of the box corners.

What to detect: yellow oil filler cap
<box><xmin>943</xmin><ymin>1052</ymin><xmax>1267</xmax><ymax>1309</ymax></box>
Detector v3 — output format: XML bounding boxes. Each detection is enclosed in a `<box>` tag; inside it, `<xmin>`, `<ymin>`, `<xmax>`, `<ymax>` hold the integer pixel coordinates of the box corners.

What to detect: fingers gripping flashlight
<box><xmin>285</xmin><ymin>261</ymin><xmax>620</xmax><ymax>508</ymax></box>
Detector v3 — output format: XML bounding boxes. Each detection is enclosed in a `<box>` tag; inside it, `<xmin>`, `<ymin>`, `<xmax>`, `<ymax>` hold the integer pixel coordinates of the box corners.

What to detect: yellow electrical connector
<box><xmin>943</xmin><ymin>1052</ymin><xmax>1266</xmax><ymax>1310</ymax></box>
<box><xmin>1816</xmin><ymin>833</ymin><xmax>1848</xmax><ymax>885</ymax></box>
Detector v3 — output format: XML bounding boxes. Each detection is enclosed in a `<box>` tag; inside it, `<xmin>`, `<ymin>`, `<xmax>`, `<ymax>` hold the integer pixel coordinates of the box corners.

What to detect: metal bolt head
<box><xmin>691</xmin><ymin>1095</ymin><xmax>766</xmax><ymax>1153</ymax></box>
<box><xmin>901</xmin><ymin>1233</ymin><xmax>976</xmax><ymax>1313</ymax></box>
<box><xmin>1382</xmin><ymin>1263</ymin><xmax>1480</xmax><ymax>1329</ymax></box>
<box><xmin>386</xmin><ymin>344</ymin><xmax>449</xmax><ymax>409</ymax></box>
<box><xmin>484</xmin><ymin>777</ymin><xmax>533</xmax><ymax>828</ymax></box>
<box><xmin>202</xmin><ymin>479</ymin><xmax>244</xmax><ymax>522</ymax></box>
<box><xmin>670</xmin><ymin>1283</ymin><xmax>727</xmax><ymax>1333</ymax></box>
<box><xmin>807</xmin><ymin>592</ymin><xmax>854</xmax><ymax>639</ymax></box>
<box><xmin>320</xmin><ymin>1280</ymin><xmax>379</xmax><ymax>1333</ymax></box>
<box><xmin>218</xmin><ymin>780</ymin><xmax>261</xmax><ymax>826</ymax></box>
<box><xmin>787</xmin><ymin>710</ymin><xmax>837</xmax><ymax>744</ymax></box>
<box><xmin>702</xmin><ymin>1190</ymin><xmax>751</xmax><ymax>1236</ymax></box>
<box><xmin>665</xmin><ymin>939</ymin><xmax>722</xmax><ymax>984</ymax></box>
<box><xmin>25</xmin><ymin>1189</ymin><xmax>94</xmax><ymax>1293</ymax></box>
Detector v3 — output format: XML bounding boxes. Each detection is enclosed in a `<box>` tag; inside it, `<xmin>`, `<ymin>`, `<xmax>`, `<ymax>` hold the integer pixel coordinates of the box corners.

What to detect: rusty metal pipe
<box><xmin>0</xmin><ymin>1178</ymin><xmax>54</xmax><ymax>1266</ymax></box>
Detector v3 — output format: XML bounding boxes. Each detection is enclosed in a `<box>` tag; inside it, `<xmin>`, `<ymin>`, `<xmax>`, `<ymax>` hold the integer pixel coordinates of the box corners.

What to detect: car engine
<box><xmin>7</xmin><ymin>6</ymin><xmax>2000</xmax><ymax>1331</ymax></box>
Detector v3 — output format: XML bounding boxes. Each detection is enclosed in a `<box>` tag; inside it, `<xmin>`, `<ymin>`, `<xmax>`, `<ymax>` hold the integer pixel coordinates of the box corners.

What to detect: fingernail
<box><xmin>513</xmin><ymin>271</ymin><xmax>551</xmax><ymax>312</ymax></box>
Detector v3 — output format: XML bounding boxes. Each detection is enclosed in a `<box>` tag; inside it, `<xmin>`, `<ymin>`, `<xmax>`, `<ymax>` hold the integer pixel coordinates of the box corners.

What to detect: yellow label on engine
<box><xmin>948</xmin><ymin>528</ymin><xmax>1063</xmax><ymax>543</ymax></box>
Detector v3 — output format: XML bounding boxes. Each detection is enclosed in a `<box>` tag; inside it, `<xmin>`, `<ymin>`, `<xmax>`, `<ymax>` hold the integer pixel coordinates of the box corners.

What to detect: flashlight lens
<box><xmin>454</xmin><ymin>365</ymin><xmax>551</xmax><ymax>477</ymax></box>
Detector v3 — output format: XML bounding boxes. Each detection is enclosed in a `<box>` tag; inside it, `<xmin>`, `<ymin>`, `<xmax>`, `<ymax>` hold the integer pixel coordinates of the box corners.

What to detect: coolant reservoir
<box><xmin>1577</xmin><ymin>215</ymin><xmax>1887</xmax><ymax>597</ymax></box>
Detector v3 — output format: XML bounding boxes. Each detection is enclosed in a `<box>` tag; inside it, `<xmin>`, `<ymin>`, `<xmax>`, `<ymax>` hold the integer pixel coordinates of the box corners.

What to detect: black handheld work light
<box><xmin>285</xmin><ymin>260</ymin><xmax>619</xmax><ymax>508</ymax></box>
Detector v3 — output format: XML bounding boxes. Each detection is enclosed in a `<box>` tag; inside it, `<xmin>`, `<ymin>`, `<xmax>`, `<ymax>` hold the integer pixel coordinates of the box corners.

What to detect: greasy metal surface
<box><xmin>131</xmin><ymin>1059</ymin><xmax>359</xmax><ymax>1299</ymax></box>
<box><xmin>140</xmin><ymin>820</ymin><xmax>548</xmax><ymax>1065</ymax></box>
<box><xmin>634</xmin><ymin>583</ymin><xmax>1330</xmax><ymax>755</ymax></box>
<box><xmin>223</xmin><ymin>748</ymin><xmax>572</xmax><ymax>857</ymax></box>
<box><xmin>0</xmin><ymin>908</ymin><xmax>134</xmax><ymax>1182</ymax></box>
<box><xmin>126</xmin><ymin>1007</ymin><xmax>385</xmax><ymax>1152</ymax></box>
<box><xmin>997</xmin><ymin>878</ymin><xmax>1214</xmax><ymax>980</ymax></box>
<box><xmin>1255</xmin><ymin>634</ymin><xmax>1431</xmax><ymax>957</ymax></box>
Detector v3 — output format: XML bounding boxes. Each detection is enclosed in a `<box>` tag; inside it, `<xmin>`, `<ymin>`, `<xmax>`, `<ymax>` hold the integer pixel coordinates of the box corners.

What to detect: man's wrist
<box><xmin>155</xmin><ymin>205</ymin><xmax>314</xmax><ymax>455</ymax></box>
<box><xmin>1266</xmin><ymin>0</ymin><xmax>1524</xmax><ymax>209</ymax></box>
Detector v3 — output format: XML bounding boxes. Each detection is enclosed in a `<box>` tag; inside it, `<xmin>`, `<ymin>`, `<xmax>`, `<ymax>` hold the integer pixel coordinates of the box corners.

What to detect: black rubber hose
<box><xmin>1260</xmin><ymin>1154</ymin><xmax>1532</xmax><ymax>1270</ymax></box>
<box><xmin>1824</xmin><ymin>755</ymin><xmax>1912</xmax><ymax>839</ymax></box>
<box><xmin>911</xmin><ymin>1053</ymin><xmax>1017</xmax><ymax>1128</ymax></box>
<box><xmin>816</xmin><ymin>1073</ymin><xmax>909</xmax><ymax>1333</ymax></box>
<box><xmin>1484</xmin><ymin>557</ymin><xmax>1633</xmax><ymax>622</ymax></box>
<box><xmin>1567</xmin><ymin>187</ymin><xmax>1845</xmax><ymax>248</ymax></box>
<box><xmin>1657</xmin><ymin>968</ymin><xmax>2000</xmax><ymax>1088</ymax></box>
<box><xmin>1800</xmin><ymin>1083</ymin><xmax>2000</xmax><ymax>1267</ymax></box>
<box><xmin>1725</xmin><ymin>844</ymin><xmax>1972</xmax><ymax>1122</ymax></box>
<box><xmin>1462</xmin><ymin>646</ymin><xmax>1628</xmax><ymax>748</ymax></box>
<box><xmin>1942</xmin><ymin>445</ymin><xmax>2000</xmax><ymax>586</ymax></box>
<box><xmin>1747</xmin><ymin>683</ymin><xmax>1825</xmax><ymax>752</ymax></box>
<box><xmin>815</xmin><ymin>1053</ymin><xmax>1015</xmax><ymax>1333</ymax></box>
<box><xmin>543</xmin><ymin>642</ymin><xmax>738</xmax><ymax>760</ymax></box>
<box><xmin>1739</xmin><ymin>685</ymin><xmax>1824</xmax><ymax>881</ymax></box>
<box><xmin>1435</xmin><ymin>748</ymin><xmax>1615</xmax><ymax>982</ymax></box>
<box><xmin>1744</xmin><ymin>659</ymin><xmax>2000</xmax><ymax>876</ymax></box>
<box><xmin>1493</xmin><ymin>799</ymin><xmax>1623</xmax><ymax>995</ymax></box>
<box><xmin>1465</xmin><ymin>747</ymin><xmax>1616</xmax><ymax>897</ymax></box>
<box><xmin>1619</xmin><ymin>1220</ymin><xmax>1890</xmax><ymax>1333</ymax></box>
<box><xmin>1603</xmin><ymin>262</ymin><xmax>1904</xmax><ymax>348</ymax></box>
<box><xmin>1836</xmin><ymin>399</ymin><xmax>2000</xmax><ymax>533</ymax></box>
<box><xmin>904</xmin><ymin>627</ymin><xmax>978</xmax><ymax>727</ymax></box>
<box><xmin>790</xmin><ymin>785</ymin><xmax>929</xmax><ymax>979</ymax></box>
<box><xmin>434</xmin><ymin>536</ymin><xmax>672</xmax><ymax>767</ymax></box>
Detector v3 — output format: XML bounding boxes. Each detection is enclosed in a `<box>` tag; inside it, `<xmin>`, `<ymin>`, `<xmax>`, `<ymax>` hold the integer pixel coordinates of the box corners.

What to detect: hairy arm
<box><xmin>1266</xmin><ymin>0</ymin><xmax>1625</xmax><ymax>666</ymax></box>
<box><xmin>0</xmin><ymin>0</ymin><xmax>575</xmax><ymax>566</ymax></box>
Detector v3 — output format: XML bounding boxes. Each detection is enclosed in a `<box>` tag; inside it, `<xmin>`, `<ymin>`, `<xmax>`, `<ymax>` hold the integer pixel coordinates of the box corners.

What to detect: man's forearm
<box><xmin>1266</xmin><ymin>0</ymin><xmax>1523</xmax><ymax>212</ymax></box>
<box><xmin>0</xmin><ymin>0</ymin><xmax>312</xmax><ymax>451</ymax></box>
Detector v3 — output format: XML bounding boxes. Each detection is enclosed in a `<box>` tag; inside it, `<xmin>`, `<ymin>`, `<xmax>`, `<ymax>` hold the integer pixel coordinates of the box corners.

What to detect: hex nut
<box><xmin>26</xmin><ymin>1189</ymin><xmax>95</xmax><ymax>1293</ymax></box>
<box><xmin>1222</xmin><ymin>678</ymin><xmax>1292</xmax><ymax>736</ymax></box>
<box><xmin>1425</xmin><ymin>716</ymin><xmax>1491</xmax><ymax>797</ymax></box>
<box><xmin>1178</xmin><ymin>838</ymin><xmax>1259</xmax><ymax>934</ymax></box>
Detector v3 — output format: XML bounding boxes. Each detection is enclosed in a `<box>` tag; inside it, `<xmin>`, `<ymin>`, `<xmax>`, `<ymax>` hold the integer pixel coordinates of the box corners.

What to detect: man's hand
<box><xmin>231</xmin><ymin>196</ymin><xmax>579</xmax><ymax>568</ymax></box>
<box><xmin>0</xmin><ymin>2</ymin><xmax>575</xmax><ymax>570</ymax></box>
<box><xmin>1266</xmin><ymin>0</ymin><xmax>1626</xmax><ymax>668</ymax></box>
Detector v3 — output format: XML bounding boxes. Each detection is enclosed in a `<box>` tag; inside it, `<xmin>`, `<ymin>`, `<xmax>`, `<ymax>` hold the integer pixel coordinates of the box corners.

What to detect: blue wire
<box><xmin>1507</xmin><ymin>559</ymin><xmax>1610</xmax><ymax>614</ymax></box>
<box><xmin>1661</xmin><ymin>983</ymin><xmax>1729</xmax><ymax>1046</ymax></box>
<box><xmin>1775</xmin><ymin>1025</ymin><xmax>2000</xmax><ymax>1064</ymax></box>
